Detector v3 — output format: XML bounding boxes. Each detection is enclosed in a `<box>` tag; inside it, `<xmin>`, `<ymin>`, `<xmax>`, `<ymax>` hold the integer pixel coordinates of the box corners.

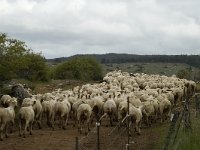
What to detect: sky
<box><xmin>0</xmin><ymin>0</ymin><xmax>200</xmax><ymax>58</ymax></box>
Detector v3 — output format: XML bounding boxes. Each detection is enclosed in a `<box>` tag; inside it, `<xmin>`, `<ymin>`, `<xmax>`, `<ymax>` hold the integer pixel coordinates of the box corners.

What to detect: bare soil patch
<box><xmin>0</xmin><ymin>119</ymin><xmax>168</xmax><ymax>150</ymax></box>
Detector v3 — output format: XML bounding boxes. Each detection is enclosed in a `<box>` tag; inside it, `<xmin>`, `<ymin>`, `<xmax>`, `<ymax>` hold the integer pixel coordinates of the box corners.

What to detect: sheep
<box><xmin>100</xmin><ymin>98</ymin><xmax>117</xmax><ymax>126</ymax></box>
<box><xmin>31</xmin><ymin>95</ymin><xmax>43</xmax><ymax>129</ymax></box>
<box><xmin>22</xmin><ymin>96</ymin><xmax>43</xmax><ymax>129</ymax></box>
<box><xmin>41</xmin><ymin>94</ymin><xmax>56</xmax><ymax>128</ymax></box>
<box><xmin>89</xmin><ymin>95</ymin><xmax>104</xmax><ymax>123</ymax></box>
<box><xmin>185</xmin><ymin>80</ymin><xmax>196</xmax><ymax>96</ymax></box>
<box><xmin>129</xmin><ymin>104</ymin><xmax>143</xmax><ymax>135</ymax></box>
<box><xmin>0</xmin><ymin>97</ymin><xmax>17</xmax><ymax>141</ymax></box>
<box><xmin>158</xmin><ymin>98</ymin><xmax>172</xmax><ymax>123</ymax></box>
<box><xmin>128</xmin><ymin>95</ymin><xmax>142</xmax><ymax>107</ymax></box>
<box><xmin>52</xmin><ymin>97</ymin><xmax>71</xmax><ymax>130</ymax></box>
<box><xmin>72</xmin><ymin>99</ymin><xmax>85</xmax><ymax>127</ymax></box>
<box><xmin>122</xmin><ymin>103</ymin><xmax>143</xmax><ymax>135</ymax></box>
<box><xmin>118</xmin><ymin>101</ymin><xmax>128</xmax><ymax>124</ymax></box>
<box><xmin>163</xmin><ymin>90</ymin><xmax>175</xmax><ymax>105</ymax></box>
<box><xmin>6</xmin><ymin>70</ymin><xmax>193</xmax><ymax>138</ymax></box>
<box><xmin>142</xmin><ymin>100</ymin><xmax>155</xmax><ymax>126</ymax></box>
<box><xmin>68</xmin><ymin>94</ymin><xmax>78</xmax><ymax>105</ymax></box>
<box><xmin>151</xmin><ymin>99</ymin><xmax>159</xmax><ymax>122</ymax></box>
<box><xmin>114</xmin><ymin>93</ymin><xmax>126</xmax><ymax>109</ymax></box>
<box><xmin>18</xmin><ymin>99</ymin><xmax>36</xmax><ymax>138</ymax></box>
<box><xmin>77</xmin><ymin>103</ymin><xmax>92</xmax><ymax>135</ymax></box>
<box><xmin>171</xmin><ymin>87</ymin><xmax>184</xmax><ymax>105</ymax></box>
<box><xmin>0</xmin><ymin>95</ymin><xmax>12</xmax><ymax>107</ymax></box>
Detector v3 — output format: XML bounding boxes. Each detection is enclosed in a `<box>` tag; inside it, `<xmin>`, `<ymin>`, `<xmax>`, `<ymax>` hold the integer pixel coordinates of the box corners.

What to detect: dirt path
<box><xmin>0</xmin><ymin>120</ymin><xmax>168</xmax><ymax>150</ymax></box>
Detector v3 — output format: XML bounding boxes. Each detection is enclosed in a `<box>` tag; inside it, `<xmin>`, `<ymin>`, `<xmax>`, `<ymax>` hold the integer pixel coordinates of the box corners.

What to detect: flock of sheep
<box><xmin>0</xmin><ymin>70</ymin><xmax>197</xmax><ymax>141</ymax></box>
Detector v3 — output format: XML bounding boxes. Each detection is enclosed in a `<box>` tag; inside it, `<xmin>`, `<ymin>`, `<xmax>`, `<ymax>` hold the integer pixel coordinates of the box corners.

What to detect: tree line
<box><xmin>49</xmin><ymin>53</ymin><xmax>200</xmax><ymax>68</ymax></box>
<box><xmin>0</xmin><ymin>33</ymin><xmax>103</xmax><ymax>83</ymax></box>
<box><xmin>1</xmin><ymin>33</ymin><xmax>199</xmax><ymax>84</ymax></box>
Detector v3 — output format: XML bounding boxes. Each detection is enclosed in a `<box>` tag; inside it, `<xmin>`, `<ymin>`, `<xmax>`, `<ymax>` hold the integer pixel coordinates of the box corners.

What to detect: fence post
<box><xmin>96</xmin><ymin>121</ymin><xmax>100</xmax><ymax>150</ymax></box>
<box><xmin>76</xmin><ymin>137</ymin><xmax>78</xmax><ymax>150</ymax></box>
<box><xmin>163</xmin><ymin>111</ymin><xmax>180</xmax><ymax>150</ymax></box>
<box><xmin>126</xmin><ymin>97</ymin><xmax>130</xmax><ymax>150</ymax></box>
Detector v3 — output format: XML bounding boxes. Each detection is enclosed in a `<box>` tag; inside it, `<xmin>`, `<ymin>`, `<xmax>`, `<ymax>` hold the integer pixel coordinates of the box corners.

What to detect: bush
<box><xmin>53</xmin><ymin>57</ymin><xmax>103</xmax><ymax>81</ymax></box>
<box><xmin>176</xmin><ymin>69</ymin><xmax>190</xmax><ymax>79</ymax></box>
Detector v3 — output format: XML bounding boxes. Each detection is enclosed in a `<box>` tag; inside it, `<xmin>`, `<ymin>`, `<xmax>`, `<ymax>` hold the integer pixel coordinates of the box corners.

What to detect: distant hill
<box><xmin>46</xmin><ymin>53</ymin><xmax>200</xmax><ymax>68</ymax></box>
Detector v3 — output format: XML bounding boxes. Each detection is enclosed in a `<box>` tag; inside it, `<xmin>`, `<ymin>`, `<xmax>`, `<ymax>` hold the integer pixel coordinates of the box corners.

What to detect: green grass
<box><xmin>171</xmin><ymin>117</ymin><xmax>200</xmax><ymax>150</ymax></box>
<box><xmin>151</xmin><ymin>123</ymin><xmax>170</xmax><ymax>150</ymax></box>
<box><xmin>150</xmin><ymin>115</ymin><xmax>200</xmax><ymax>150</ymax></box>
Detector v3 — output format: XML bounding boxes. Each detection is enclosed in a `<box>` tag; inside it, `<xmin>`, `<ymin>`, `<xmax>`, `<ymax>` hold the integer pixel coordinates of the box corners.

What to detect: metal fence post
<box><xmin>96</xmin><ymin>122</ymin><xmax>100</xmax><ymax>150</ymax></box>
<box><xmin>127</xmin><ymin>97</ymin><xmax>130</xmax><ymax>150</ymax></box>
<box><xmin>76</xmin><ymin>137</ymin><xmax>78</xmax><ymax>150</ymax></box>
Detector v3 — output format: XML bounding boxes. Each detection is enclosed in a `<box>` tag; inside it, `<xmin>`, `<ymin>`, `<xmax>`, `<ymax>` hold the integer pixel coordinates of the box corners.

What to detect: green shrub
<box><xmin>53</xmin><ymin>57</ymin><xmax>103</xmax><ymax>81</ymax></box>
<box><xmin>176</xmin><ymin>69</ymin><xmax>190</xmax><ymax>79</ymax></box>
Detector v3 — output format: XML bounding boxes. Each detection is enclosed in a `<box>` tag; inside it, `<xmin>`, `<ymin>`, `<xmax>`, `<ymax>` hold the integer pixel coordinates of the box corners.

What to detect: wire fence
<box><xmin>73</xmin><ymin>92</ymin><xmax>200</xmax><ymax>150</ymax></box>
<box><xmin>74</xmin><ymin>119</ymin><xmax>133</xmax><ymax>150</ymax></box>
<box><xmin>163</xmin><ymin>90</ymin><xmax>194</xmax><ymax>150</ymax></box>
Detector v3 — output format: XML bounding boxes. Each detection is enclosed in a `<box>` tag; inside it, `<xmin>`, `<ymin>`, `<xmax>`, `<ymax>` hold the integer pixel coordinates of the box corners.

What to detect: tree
<box><xmin>0</xmin><ymin>33</ymin><xmax>48</xmax><ymax>81</ymax></box>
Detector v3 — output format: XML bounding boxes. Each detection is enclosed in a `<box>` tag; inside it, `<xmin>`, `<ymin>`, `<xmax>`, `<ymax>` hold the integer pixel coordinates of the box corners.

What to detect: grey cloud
<box><xmin>0</xmin><ymin>0</ymin><xmax>200</xmax><ymax>58</ymax></box>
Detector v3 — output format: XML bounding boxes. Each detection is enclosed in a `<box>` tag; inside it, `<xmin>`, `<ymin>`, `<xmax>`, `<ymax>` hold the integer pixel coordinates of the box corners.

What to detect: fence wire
<box><xmin>75</xmin><ymin>119</ymin><xmax>133</xmax><ymax>150</ymax></box>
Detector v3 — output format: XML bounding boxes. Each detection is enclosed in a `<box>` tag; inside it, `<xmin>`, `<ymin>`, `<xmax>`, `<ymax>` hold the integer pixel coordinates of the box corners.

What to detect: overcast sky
<box><xmin>0</xmin><ymin>0</ymin><xmax>200</xmax><ymax>58</ymax></box>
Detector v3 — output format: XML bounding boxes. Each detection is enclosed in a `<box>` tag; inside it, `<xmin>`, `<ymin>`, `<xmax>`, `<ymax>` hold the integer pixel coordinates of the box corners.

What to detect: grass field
<box><xmin>103</xmin><ymin>63</ymin><xmax>200</xmax><ymax>79</ymax></box>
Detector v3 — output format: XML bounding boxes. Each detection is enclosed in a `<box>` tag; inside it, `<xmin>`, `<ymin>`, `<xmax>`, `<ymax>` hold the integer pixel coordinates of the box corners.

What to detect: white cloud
<box><xmin>162</xmin><ymin>21</ymin><xmax>200</xmax><ymax>38</ymax></box>
<box><xmin>0</xmin><ymin>0</ymin><xmax>200</xmax><ymax>58</ymax></box>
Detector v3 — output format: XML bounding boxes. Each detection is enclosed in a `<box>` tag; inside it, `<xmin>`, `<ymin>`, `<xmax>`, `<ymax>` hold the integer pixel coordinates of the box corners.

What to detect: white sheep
<box><xmin>142</xmin><ymin>100</ymin><xmax>155</xmax><ymax>126</ymax></box>
<box><xmin>77</xmin><ymin>103</ymin><xmax>92</xmax><ymax>135</ymax></box>
<box><xmin>89</xmin><ymin>95</ymin><xmax>104</xmax><ymax>123</ymax></box>
<box><xmin>118</xmin><ymin>100</ymin><xmax>128</xmax><ymax>121</ymax></box>
<box><xmin>158</xmin><ymin>98</ymin><xmax>172</xmax><ymax>123</ymax></box>
<box><xmin>31</xmin><ymin>95</ymin><xmax>43</xmax><ymax>129</ymax></box>
<box><xmin>0</xmin><ymin>97</ymin><xmax>17</xmax><ymax>141</ymax></box>
<box><xmin>100</xmin><ymin>99</ymin><xmax>117</xmax><ymax>126</ymax></box>
<box><xmin>0</xmin><ymin>95</ymin><xmax>12</xmax><ymax>107</ymax></box>
<box><xmin>72</xmin><ymin>99</ymin><xmax>85</xmax><ymax>127</ymax></box>
<box><xmin>41</xmin><ymin>94</ymin><xmax>56</xmax><ymax>127</ymax></box>
<box><xmin>22</xmin><ymin>97</ymin><xmax>43</xmax><ymax>129</ymax></box>
<box><xmin>18</xmin><ymin>99</ymin><xmax>36</xmax><ymax>138</ymax></box>
<box><xmin>52</xmin><ymin>97</ymin><xmax>71</xmax><ymax>130</ymax></box>
<box><xmin>128</xmin><ymin>95</ymin><xmax>142</xmax><ymax>107</ymax></box>
<box><xmin>122</xmin><ymin>103</ymin><xmax>143</xmax><ymax>135</ymax></box>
